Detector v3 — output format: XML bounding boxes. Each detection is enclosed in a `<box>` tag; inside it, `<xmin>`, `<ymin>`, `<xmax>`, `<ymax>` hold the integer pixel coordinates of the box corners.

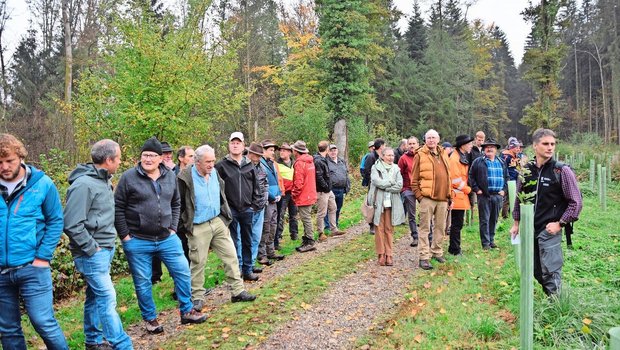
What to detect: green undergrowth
<box><xmin>359</xmin><ymin>181</ymin><xmax>620</xmax><ymax>349</ymax></box>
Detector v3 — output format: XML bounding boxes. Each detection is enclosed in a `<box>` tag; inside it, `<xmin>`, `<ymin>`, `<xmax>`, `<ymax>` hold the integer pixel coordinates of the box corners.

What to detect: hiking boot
<box><xmin>180</xmin><ymin>309</ymin><xmax>207</xmax><ymax>324</ymax></box>
<box><xmin>331</xmin><ymin>230</ymin><xmax>346</xmax><ymax>237</ymax></box>
<box><xmin>243</xmin><ymin>273</ymin><xmax>259</xmax><ymax>281</ymax></box>
<box><xmin>432</xmin><ymin>256</ymin><xmax>446</xmax><ymax>263</ymax></box>
<box><xmin>419</xmin><ymin>260</ymin><xmax>433</xmax><ymax>270</ymax></box>
<box><xmin>258</xmin><ymin>257</ymin><xmax>273</xmax><ymax>266</ymax></box>
<box><xmin>231</xmin><ymin>290</ymin><xmax>257</xmax><ymax>303</ymax></box>
<box><xmin>193</xmin><ymin>299</ymin><xmax>205</xmax><ymax>312</ymax></box>
<box><xmin>253</xmin><ymin>266</ymin><xmax>263</xmax><ymax>273</ymax></box>
<box><xmin>410</xmin><ymin>238</ymin><xmax>419</xmax><ymax>247</ymax></box>
<box><xmin>297</xmin><ymin>242</ymin><xmax>317</xmax><ymax>253</ymax></box>
<box><xmin>318</xmin><ymin>233</ymin><xmax>328</xmax><ymax>242</ymax></box>
<box><xmin>145</xmin><ymin>318</ymin><xmax>164</xmax><ymax>334</ymax></box>
<box><xmin>482</xmin><ymin>245</ymin><xmax>491</xmax><ymax>251</ymax></box>
<box><xmin>490</xmin><ymin>243</ymin><xmax>498</xmax><ymax>249</ymax></box>
<box><xmin>268</xmin><ymin>254</ymin><xmax>285</xmax><ymax>261</ymax></box>
<box><xmin>204</xmin><ymin>288</ymin><xmax>214</xmax><ymax>297</ymax></box>
<box><xmin>290</xmin><ymin>233</ymin><xmax>299</xmax><ymax>240</ymax></box>
<box><xmin>85</xmin><ymin>342</ymin><xmax>113</xmax><ymax>350</ymax></box>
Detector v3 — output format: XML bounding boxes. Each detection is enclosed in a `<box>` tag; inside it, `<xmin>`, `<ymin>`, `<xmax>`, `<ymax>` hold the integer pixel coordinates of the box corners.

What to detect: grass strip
<box><xmin>162</xmin><ymin>200</ymin><xmax>409</xmax><ymax>349</ymax></box>
<box><xmin>359</xmin><ymin>182</ymin><xmax>620</xmax><ymax>349</ymax></box>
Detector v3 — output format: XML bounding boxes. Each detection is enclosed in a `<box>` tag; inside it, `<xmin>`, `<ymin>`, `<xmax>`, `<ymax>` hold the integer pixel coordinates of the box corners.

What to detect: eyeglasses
<box><xmin>141</xmin><ymin>153</ymin><xmax>160</xmax><ymax>159</ymax></box>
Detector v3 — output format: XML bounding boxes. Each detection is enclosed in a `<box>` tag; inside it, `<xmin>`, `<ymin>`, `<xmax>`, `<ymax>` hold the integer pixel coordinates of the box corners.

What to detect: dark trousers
<box><xmin>324</xmin><ymin>187</ymin><xmax>345</xmax><ymax>228</ymax></box>
<box><xmin>449</xmin><ymin>209</ymin><xmax>465</xmax><ymax>255</ymax></box>
<box><xmin>275</xmin><ymin>192</ymin><xmax>298</xmax><ymax>246</ymax></box>
<box><xmin>534</xmin><ymin>229</ymin><xmax>563</xmax><ymax>295</ymax></box>
<box><xmin>401</xmin><ymin>190</ymin><xmax>418</xmax><ymax>239</ymax></box>
<box><xmin>477</xmin><ymin>194</ymin><xmax>502</xmax><ymax>247</ymax></box>
<box><xmin>229</xmin><ymin>208</ymin><xmax>255</xmax><ymax>275</ymax></box>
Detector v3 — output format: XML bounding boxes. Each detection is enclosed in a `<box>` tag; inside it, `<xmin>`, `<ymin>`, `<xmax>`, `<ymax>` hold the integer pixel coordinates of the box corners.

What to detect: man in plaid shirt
<box><xmin>510</xmin><ymin>128</ymin><xmax>582</xmax><ymax>296</ymax></box>
<box><xmin>468</xmin><ymin>138</ymin><xmax>509</xmax><ymax>251</ymax></box>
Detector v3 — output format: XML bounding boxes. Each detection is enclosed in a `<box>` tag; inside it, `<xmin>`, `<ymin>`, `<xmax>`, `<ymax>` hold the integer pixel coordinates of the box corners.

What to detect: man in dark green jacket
<box><xmin>64</xmin><ymin>139</ymin><xmax>132</xmax><ymax>350</ymax></box>
<box><xmin>177</xmin><ymin>145</ymin><xmax>256</xmax><ymax>311</ymax></box>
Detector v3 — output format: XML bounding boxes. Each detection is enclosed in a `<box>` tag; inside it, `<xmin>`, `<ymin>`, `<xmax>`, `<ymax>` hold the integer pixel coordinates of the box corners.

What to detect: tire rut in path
<box><xmin>259</xmin><ymin>234</ymin><xmax>419</xmax><ymax>350</ymax></box>
<box><xmin>125</xmin><ymin>223</ymin><xmax>372</xmax><ymax>350</ymax></box>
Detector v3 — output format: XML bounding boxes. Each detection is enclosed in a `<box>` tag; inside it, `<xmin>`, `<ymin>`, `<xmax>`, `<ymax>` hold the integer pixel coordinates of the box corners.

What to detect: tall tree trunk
<box><xmin>333</xmin><ymin>119</ymin><xmax>347</xmax><ymax>161</ymax></box>
<box><xmin>62</xmin><ymin>0</ymin><xmax>72</xmax><ymax>104</ymax></box>
<box><xmin>594</xmin><ymin>43</ymin><xmax>608</xmax><ymax>142</ymax></box>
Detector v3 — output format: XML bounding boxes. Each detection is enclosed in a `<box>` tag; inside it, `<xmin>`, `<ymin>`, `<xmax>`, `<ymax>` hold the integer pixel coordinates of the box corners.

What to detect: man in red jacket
<box><xmin>291</xmin><ymin>140</ymin><xmax>318</xmax><ymax>253</ymax></box>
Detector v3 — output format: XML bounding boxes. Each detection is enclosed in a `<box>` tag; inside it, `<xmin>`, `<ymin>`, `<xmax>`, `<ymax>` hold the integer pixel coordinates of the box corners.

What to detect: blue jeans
<box><xmin>230</xmin><ymin>208</ymin><xmax>255</xmax><ymax>275</ymax></box>
<box><xmin>251</xmin><ymin>209</ymin><xmax>265</xmax><ymax>264</ymax></box>
<box><xmin>122</xmin><ymin>234</ymin><xmax>193</xmax><ymax>320</ymax></box>
<box><xmin>325</xmin><ymin>187</ymin><xmax>345</xmax><ymax>228</ymax></box>
<box><xmin>477</xmin><ymin>194</ymin><xmax>503</xmax><ymax>247</ymax></box>
<box><xmin>0</xmin><ymin>264</ymin><xmax>68</xmax><ymax>350</ymax></box>
<box><xmin>74</xmin><ymin>248</ymin><xmax>132</xmax><ymax>349</ymax></box>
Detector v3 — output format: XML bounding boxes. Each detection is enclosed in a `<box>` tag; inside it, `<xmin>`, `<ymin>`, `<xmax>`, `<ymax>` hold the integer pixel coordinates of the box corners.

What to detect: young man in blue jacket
<box><xmin>0</xmin><ymin>133</ymin><xmax>68</xmax><ymax>350</ymax></box>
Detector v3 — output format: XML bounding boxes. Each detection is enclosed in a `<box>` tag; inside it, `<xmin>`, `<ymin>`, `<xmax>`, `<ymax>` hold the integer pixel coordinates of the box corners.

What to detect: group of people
<box><xmin>0</xmin><ymin>126</ymin><xmax>582</xmax><ymax>349</ymax></box>
<box><xmin>361</xmin><ymin>128</ymin><xmax>582</xmax><ymax>297</ymax></box>
<box><xmin>0</xmin><ymin>131</ymin><xmax>353</xmax><ymax>349</ymax></box>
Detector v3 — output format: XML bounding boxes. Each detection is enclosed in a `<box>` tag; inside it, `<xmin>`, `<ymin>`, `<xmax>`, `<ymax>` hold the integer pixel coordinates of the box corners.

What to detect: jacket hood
<box><xmin>298</xmin><ymin>153</ymin><xmax>314</xmax><ymax>163</ymax></box>
<box><xmin>313</xmin><ymin>153</ymin><xmax>327</xmax><ymax>161</ymax></box>
<box><xmin>68</xmin><ymin>163</ymin><xmax>109</xmax><ymax>184</ymax></box>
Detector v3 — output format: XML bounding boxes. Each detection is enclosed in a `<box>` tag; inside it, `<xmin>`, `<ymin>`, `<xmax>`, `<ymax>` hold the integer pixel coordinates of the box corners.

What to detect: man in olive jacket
<box><xmin>177</xmin><ymin>145</ymin><xmax>256</xmax><ymax>311</ymax></box>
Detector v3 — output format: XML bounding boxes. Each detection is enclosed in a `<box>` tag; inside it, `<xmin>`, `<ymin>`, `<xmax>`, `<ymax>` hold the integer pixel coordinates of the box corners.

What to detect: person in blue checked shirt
<box><xmin>468</xmin><ymin>138</ymin><xmax>509</xmax><ymax>251</ymax></box>
<box><xmin>0</xmin><ymin>133</ymin><xmax>68</xmax><ymax>350</ymax></box>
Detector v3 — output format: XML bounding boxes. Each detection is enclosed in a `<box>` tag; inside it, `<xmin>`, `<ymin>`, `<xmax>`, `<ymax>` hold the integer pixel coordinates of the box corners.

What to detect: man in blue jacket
<box><xmin>0</xmin><ymin>133</ymin><xmax>68</xmax><ymax>350</ymax></box>
<box><xmin>64</xmin><ymin>139</ymin><xmax>133</xmax><ymax>350</ymax></box>
<box><xmin>258</xmin><ymin>140</ymin><xmax>285</xmax><ymax>264</ymax></box>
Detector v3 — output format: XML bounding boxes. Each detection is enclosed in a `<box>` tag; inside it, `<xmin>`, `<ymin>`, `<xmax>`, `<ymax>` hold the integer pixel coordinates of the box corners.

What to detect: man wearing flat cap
<box><xmin>500</xmin><ymin>137</ymin><xmax>523</xmax><ymax>219</ymax></box>
<box><xmin>468</xmin><ymin>138</ymin><xmax>508</xmax><ymax>251</ymax></box>
<box><xmin>257</xmin><ymin>140</ymin><xmax>285</xmax><ymax>264</ymax></box>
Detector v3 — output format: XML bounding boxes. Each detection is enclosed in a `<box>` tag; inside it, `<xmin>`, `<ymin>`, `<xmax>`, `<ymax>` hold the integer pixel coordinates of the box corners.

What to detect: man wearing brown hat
<box><xmin>215</xmin><ymin>133</ymin><xmax>263</xmax><ymax>281</ymax></box>
<box><xmin>246</xmin><ymin>143</ymin><xmax>269</xmax><ymax>271</ymax></box>
<box><xmin>291</xmin><ymin>140</ymin><xmax>318</xmax><ymax>252</ymax></box>
<box><xmin>257</xmin><ymin>140</ymin><xmax>285</xmax><ymax>264</ymax></box>
<box><xmin>468</xmin><ymin>138</ymin><xmax>508</xmax><ymax>250</ymax></box>
<box><xmin>275</xmin><ymin>143</ymin><xmax>298</xmax><ymax>246</ymax></box>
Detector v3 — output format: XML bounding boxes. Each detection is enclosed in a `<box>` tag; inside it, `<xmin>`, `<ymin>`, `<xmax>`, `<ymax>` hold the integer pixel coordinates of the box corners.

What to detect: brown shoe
<box><xmin>378</xmin><ymin>254</ymin><xmax>386</xmax><ymax>266</ymax></box>
<box><xmin>386</xmin><ymin>255</ymin><xmax>393</xmax><ymax>266</ymax></box>
<box><xmin>419</xmin><ymin>260</ymin><xmax>433</xmax><ymax>270</ymax></box>
<box><xmin>318</xmin><ymin>233</ymin><xmax>328</xmax><ymax>242</ymax></box>
<box><xmin>331</xmin><ymin>230</ymin><xmax>346</xmax><ymax>237</ymax></box>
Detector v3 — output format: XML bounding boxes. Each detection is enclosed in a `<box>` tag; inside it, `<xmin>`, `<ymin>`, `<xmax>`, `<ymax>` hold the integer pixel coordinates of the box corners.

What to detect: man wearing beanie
<box><xmin>115</xmin><ymin>136</ymin><xmax>207</xmax><ymax>334</ymax></box>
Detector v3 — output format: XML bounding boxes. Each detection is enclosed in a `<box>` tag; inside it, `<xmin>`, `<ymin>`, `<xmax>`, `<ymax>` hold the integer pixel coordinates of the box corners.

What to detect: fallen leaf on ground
<box><xmin>386</xmin><ymin>328</ymin><xmax>394</xmax><ymax>335</ymax></box>
<box><xmin>222</xmin><ymin>327</ymin><xmax>231</xmax><ymax>333</ymax></box>
<box><xmin>221</xmin><ymin>333</ymin><xmax>229</xmax><ymax>339</ymax></box>
<box><xmin>439</xmin><ymin>308</ymin><xmax>446</xmax><ymax>314</ymax></box>
<box><xmin>582</xmin><ymin>318</ymin><xmax>592</xmax><ymax>325</ymax></box>
<box><xmin>499</xmin><ymin>281</ymin><xmax>508</xmax><ymax>286</ymax></box>
<box><xmin>423</xmin><ymin>281</ymin><xmax>432</xmax><ymax>289</ymax></box>
<box><xmin>414</xmin><ymin>334</ymin><xmax>423</xmax><ymax>343</ymax></box>
<box><xmin>300</xmin><ymin>302</ymin><xmax>311</xmax><ymax>310</ymax></box>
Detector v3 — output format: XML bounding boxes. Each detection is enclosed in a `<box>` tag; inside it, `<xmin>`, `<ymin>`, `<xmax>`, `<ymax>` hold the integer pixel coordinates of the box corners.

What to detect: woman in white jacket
<box><xmin>369</xmin><ymin>147</ymin><xmax>405</xmax><ymax>266</ymax></box>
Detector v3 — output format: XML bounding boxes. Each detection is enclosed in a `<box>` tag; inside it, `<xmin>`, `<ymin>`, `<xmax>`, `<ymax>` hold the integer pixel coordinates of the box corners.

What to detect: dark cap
<box><xmin>454</xmin><ymin>134</ymin><xmax>474</xmax><ymax>148</ymax></box>
<box><xmin>481</xmin><ymin>138</ymin><xmax>501</xmax><ymax>149</ymax></box>
<box><xmin>442</xmin><ymin>142</ymin><xmax>452</xmax><ymax>148</ymax></box>
<box><xmin>141</xmin><ymin>137</ymin><xmax>163</xmax><ymax>155</ymax></box>
<box><xmin>160</xmin><ymin>141</ymin><xmax>173</xmax><ymax>153</ymax></box>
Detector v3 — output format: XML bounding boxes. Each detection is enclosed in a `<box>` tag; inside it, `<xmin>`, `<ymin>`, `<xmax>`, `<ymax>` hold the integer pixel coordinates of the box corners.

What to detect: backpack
<box><xmin>553</xmin><ymin>161</ymin><xmax>579</xmax><ymax>247</ymax></box>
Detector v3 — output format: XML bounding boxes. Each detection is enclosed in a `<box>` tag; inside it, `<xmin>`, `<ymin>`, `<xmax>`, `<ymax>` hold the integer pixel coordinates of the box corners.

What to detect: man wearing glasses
<box><xmin>115</xmin><ymin>137</ymin><xmax>207</xmax><ymax>334</ymax></box>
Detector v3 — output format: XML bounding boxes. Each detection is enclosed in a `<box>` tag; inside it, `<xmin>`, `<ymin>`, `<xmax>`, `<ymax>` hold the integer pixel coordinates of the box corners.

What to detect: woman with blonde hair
<box><xmin>369</xmin><ymin>147</ymin><xmax>405</xmax><ymax>266</ymax></box>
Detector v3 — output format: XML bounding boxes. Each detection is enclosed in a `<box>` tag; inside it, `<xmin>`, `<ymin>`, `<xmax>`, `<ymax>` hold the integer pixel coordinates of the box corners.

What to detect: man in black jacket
<box><xmin>314</xmin><ymin>141</ymin><xmax>344</xmax><ymax>242</ymax></box>
<box><xmin>115</xmin><ymin>137</ymin><xmax>206</xmax><ymax>334</ymax></box>
<box><xmin>214</xmin><ymin>132</ymin><xmax>263</xmax><ymax>282</ymax></box>
<box><xmin>362</xmin><ymin>138</ymin><xmax>385</xmax><ymax>234</ymax></box>
<box><xmin>326</xmin><ymin>144</ymin><xmax>350</xmax><ymax>228</ymax></box>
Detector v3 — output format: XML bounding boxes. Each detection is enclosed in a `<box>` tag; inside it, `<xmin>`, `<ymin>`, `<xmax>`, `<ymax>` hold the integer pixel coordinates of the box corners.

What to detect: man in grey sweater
<box><xmin>64</xmin><ymin>139</ymin><xmax>133</xmax><ymax>350</ymax></box>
